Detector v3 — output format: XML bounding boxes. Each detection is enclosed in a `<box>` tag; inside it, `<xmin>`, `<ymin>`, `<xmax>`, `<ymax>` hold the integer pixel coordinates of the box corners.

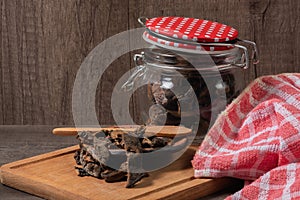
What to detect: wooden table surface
<box><xmin>0</xmin><ymin>125</ymin><xmax>243</xmax><ymax>200</ymax></box>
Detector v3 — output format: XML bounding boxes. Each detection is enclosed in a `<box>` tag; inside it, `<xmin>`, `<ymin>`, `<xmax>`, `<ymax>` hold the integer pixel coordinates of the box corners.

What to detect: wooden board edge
<box><xmin>1</xmin><ymin>170</ymin><xmax>88</xmax><ymax>200</ymax></box>
<box><xmin>0</xmin><ymin>145</ymin><xmax>82</xmax><ymax>199</ymax></box>
<box><xmin>0</xmin><ymin>145</ymin><xmax>78</xmax><ymax>170</ymax></box>
<box><xmin>135</xmin><ymin>177</ymin><xmax>236</xmax><ymax>200</ymax></box>
<box><xmin>0</xmin><ymin>171</ymin><xmax>231</xmax><ymax>200</ymax></box>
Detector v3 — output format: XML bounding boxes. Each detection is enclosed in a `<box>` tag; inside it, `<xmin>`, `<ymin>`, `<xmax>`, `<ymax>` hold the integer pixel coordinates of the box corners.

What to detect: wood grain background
<box><xmin>1</xmin><ymin>0</ymin><xmax>299</xmax><ymax>125</ymax></box>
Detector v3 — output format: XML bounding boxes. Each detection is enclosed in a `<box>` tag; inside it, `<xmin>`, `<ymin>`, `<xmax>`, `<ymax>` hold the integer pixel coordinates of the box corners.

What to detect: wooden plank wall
<box><xmin>1</xmin><ymin>0</ymin><xmax>299</xmax><ymax>125</ymax></box>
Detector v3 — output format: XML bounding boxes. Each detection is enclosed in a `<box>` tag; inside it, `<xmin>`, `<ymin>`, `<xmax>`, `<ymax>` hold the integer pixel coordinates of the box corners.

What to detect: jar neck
<box><xmin>143</xmin><ymin>46</ymin><xmax>243</xmax><ymax>72</ymax></box>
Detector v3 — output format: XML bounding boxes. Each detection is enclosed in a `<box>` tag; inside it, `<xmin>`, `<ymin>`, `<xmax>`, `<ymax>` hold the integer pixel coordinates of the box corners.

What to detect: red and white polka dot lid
<box><xmin>139</xmin><ymin>16</ymin><xmax>259</xmax><ymax>67</ymax></box>
<box><xmin>145</xmin><ymin>16</ymin><xmax>239</xmax><ymax>43</ymax></box>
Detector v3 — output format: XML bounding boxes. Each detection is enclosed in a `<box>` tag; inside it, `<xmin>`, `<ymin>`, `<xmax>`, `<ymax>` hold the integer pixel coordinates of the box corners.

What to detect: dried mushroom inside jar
<box><xmin>147</xmin><ymin>69</ymin><xmax>238</xmax><ymax>132</ymax></box>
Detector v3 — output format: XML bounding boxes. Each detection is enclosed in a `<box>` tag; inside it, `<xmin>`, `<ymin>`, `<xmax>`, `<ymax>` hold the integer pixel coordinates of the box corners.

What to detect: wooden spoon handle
<box><xmin>52</xmin><ymin>126</ymin><xmax>192</xmax><ymax>138</ymax></box>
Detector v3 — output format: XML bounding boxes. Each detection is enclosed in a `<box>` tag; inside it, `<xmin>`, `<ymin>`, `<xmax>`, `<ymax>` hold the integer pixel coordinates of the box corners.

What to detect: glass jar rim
<box><xmin>142</xmin><ymin>46</ymin><xmax>243</xmax><ymax>72</ymax></box>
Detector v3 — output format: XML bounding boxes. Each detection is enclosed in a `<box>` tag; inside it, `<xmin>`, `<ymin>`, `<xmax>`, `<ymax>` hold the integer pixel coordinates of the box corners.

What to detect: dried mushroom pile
<box><xmin>74</xmin><ymin>127</ymin><xmax>172</xmax><ymax>188</ymax></box>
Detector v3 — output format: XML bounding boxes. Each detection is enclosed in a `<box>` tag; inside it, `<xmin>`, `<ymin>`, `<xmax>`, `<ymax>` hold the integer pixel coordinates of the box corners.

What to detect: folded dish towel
<box><xmin>192</xmin><ymin>73</ymin><xmax>300</xmax><ymax>199</ymax></box>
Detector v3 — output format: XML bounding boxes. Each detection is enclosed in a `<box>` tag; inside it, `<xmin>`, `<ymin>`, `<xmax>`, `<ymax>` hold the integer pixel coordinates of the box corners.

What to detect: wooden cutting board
<box><xmin>0</xmin><ymin>145</ymin><xmax>235</xmax><ymax>200</ymax></box>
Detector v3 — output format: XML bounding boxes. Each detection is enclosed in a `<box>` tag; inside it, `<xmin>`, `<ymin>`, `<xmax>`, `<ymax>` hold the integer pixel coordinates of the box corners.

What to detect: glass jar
<box><xmin>122</xmin><ymin>17</ymin><xmax>259</xmax><ymax>144</ymax></box>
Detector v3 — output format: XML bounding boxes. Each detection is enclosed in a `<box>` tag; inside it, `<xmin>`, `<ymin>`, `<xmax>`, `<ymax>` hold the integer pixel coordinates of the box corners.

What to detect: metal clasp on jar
<box><xmin>233</xmin><ymin>39</ymin><xmax>259</xmax><ymax>69</ymax></box>
<box><xmin>121</xmin><ymin>53</ymin><xmax>146</xmax><ymax>91</ymax></box>
<box><xmin>184</xmin><ymin>40</ymin><xmax>259</xmax><ymax>69</ymax></box>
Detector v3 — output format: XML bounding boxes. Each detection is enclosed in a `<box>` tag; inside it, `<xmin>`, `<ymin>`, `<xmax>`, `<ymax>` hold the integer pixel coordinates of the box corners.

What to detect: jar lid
<box><xmin>139</xmin><ymin>16</ymin><xmax>259</xmax><ymax>68</ymax></box>
<box><xmin>144</xmin><ymin>17</ymin><xmax>238</xmax><ymax>43</ymax></box>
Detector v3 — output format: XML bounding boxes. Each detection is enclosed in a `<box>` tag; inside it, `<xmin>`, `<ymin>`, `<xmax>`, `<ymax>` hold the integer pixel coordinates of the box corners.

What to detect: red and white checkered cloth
<box><xmin>192</xmin><ymin>73</ymin><xmax>300</xmax><ymax>199</ymax></box>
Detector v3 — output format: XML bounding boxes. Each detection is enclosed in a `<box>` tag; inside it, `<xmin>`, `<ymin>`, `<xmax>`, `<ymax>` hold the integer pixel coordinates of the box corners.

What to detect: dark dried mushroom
<box><xmin>74</xmin><ymin>126</ymin><xmax>175</xmax><ymax>188</ymax></box>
